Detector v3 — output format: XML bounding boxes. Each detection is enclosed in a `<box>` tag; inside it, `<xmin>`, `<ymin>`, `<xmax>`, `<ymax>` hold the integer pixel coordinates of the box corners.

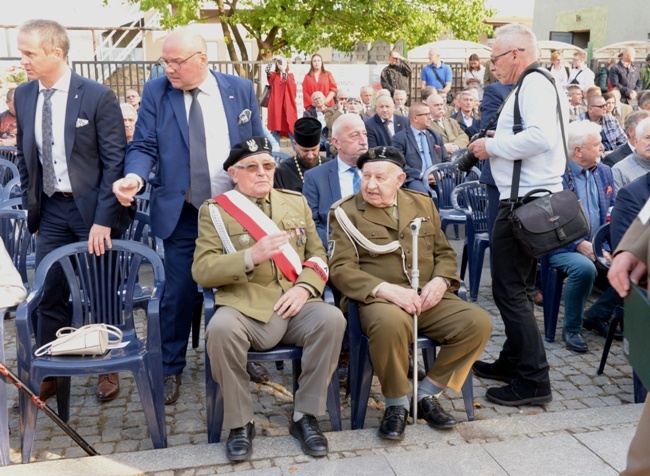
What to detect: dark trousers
<box><xmin>491</xmin><ymin>201</ymin><xmax>550</xmax><ymax>386</ymax></box>
<box><xmin>35</xmin><ymin>194</ymin><xmax>89</xmax><ymax>346</ymax></box>
<box><xmin>160</xmin><ymin>202</ymin><xmax>201</xmax><ymax>375</ymax></box>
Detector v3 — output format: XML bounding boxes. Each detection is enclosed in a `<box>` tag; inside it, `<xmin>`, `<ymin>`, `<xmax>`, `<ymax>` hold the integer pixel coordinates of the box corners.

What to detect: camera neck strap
<box><xmin>509</xmin><ymin>64</ymin><xmax>573</xmax><ymax>201</ymax></box>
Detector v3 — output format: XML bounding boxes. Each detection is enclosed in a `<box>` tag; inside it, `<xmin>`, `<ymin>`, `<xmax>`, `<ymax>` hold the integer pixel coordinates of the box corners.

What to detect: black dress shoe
<box><xmin>247</xmin><ymin>362</ymin><xmax>270</xmax><ymax>384</ymax></box>
<box><xmin>378</xmin><ymin>405</ymin><xmax>408</xmax><ymax>441</ymax></box>
<box><xmin>472</xmin><ymin>360</ymin><xmax>516</xmax><ymax>383</ymax></box>
<box><xmin>583</xmin><ymin>318</ymin><xmax>623</xmax><ymax>341</ymax></box>
<box><xmin>226</xmin><ymin>421</ymin><xmax>255</xmax><ymax>462</ymax></box>
<box><xmin>289</xmin><ymin>415</ymin><xmax>328</xmax><ymax>457</ymax></box>
<box><xmin>163</xmin><ymin>374</ymin><xmax>181</xmax><ymax>404</ymax></box>
<box><xmin>563</xmin><ymin>331</ymin><xmax>588</xmax><ymax>353</ymax></box>
<box><xmin>415</xmin><ymin>396</ymin><xmax>457</xmax><ymax>429</ymax></box>
<box><xmin>407</xmin><ymin>351</ymin><xmax>427</xmax><ymax>381</ymax></box>
<box><xmin>485</xmin><ymin>379</ymin><xmax>552</xmax><ymax>406</ymax></box>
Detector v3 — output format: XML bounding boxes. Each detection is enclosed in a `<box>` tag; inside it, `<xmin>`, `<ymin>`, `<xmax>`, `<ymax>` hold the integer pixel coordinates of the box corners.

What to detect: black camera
<box><xmin>451</xmin><ymin>132</ymin><xmax>483</xmax><ymax>172</ymax></box>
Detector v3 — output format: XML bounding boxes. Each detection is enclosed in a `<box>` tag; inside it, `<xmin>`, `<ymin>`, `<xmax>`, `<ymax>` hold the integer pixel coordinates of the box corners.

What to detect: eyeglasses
<box><xmin>338</xmin><ymin>97</ymin><xmax>349</xmax><ymax>101</ymax></box>
<box><xmin>590</xmin><ymin>104</ymin><xmax>607</xmax><ymax>109</ymax></box>
<box><xmin>157</xmin><ymin>52</ymin><xmax>203</xmax><ymax>71</ymax></box>
<box><xmin>490</xmin><ymin>48</ymin><xmax>525</xmax><ymax>64</ymax></box>
<box><xmin>233</xmin><ymin>162</ymin><xmax>277</xmax><ymax>173</ymax></box>
<box><xmin>126</xmin><ymin>95</ymin><xmax>138</xmax><ymax>98</ymax></box>
<box><xmin>414</xmin><ymin>112</ymin><xmax>432</xmax><ymax>117</ymax></box>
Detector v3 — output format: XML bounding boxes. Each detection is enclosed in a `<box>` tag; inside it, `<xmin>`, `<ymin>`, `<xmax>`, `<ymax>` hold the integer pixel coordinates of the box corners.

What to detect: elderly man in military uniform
<box><xmin>192</xmin><ymin>136</ymin><xmax>346</xmax><ymax>462</ymax></box>
<box><xmin>328</xmin><ymin>146</ymin><xmax>491</xmax><ymax>440</ymax></box>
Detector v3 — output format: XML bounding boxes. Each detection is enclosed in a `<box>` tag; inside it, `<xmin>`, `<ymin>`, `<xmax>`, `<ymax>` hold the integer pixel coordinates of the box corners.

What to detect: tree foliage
<box><xmin>119</xmin><ymin>0</ymin><xmax>494</xmax><ymax>62</ymax></box>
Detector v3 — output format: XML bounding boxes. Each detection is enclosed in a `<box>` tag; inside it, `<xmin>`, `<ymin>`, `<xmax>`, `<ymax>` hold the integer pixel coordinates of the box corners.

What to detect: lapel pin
<box><xmin>74</xmin><ymin>95</ymin><xmax>78</xmax><ymax>99</ymax></box>
<box><xmin>229</xmin><ymin>96</ymin><xmax>234</xmax><ymax>99</ymax></box>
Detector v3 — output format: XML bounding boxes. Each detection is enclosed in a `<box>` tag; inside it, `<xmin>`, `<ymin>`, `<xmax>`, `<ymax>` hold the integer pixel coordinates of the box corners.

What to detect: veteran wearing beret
<box><xmin>274</xmin><ymin>117</ymin><xmax>329</xmax><ymax>193</ymax></box>
<box><xmin>328</xmin><ymin>146</ymin><xmax>492</xmax><ymax>440</ymax></box>
<box><xmin>192</xmin><ymin>136</ymin><xmax>346</xmax><ymax>462</ymax></box>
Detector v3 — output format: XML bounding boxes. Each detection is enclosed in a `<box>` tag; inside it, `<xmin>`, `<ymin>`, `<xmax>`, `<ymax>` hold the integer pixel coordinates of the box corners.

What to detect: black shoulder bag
<box><xmin>507</xmin><ymin>66</ymin><xmax>590</xmax><ymax>259</ymax></box>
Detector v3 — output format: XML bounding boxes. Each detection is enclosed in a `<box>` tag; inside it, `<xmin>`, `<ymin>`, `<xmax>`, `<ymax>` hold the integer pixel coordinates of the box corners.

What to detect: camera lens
<box><xmin>451</xmin><ymin>148</ymin><xmax>479</xmax><ymax>172</ymax></box>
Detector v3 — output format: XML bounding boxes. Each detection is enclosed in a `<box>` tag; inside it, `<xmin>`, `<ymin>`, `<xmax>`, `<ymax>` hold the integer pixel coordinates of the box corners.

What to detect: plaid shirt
<box><xmin>574</xmin><ymin>112</ymin><xmax>627</xmax><ymax>151</ymax></box>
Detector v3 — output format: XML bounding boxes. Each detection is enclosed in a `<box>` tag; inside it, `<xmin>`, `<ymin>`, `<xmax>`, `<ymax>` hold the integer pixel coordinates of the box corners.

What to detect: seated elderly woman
<box><xmin>547</xmin><ymin>121</ymin><xmax>618</xmax><ymax>353</ymax></box>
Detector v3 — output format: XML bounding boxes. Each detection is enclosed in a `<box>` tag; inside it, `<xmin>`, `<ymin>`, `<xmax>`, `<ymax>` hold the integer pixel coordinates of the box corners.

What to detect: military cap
<box><xmin>223</xmin><ymin>136</ymin><xmax>272</xmax><ymax>170</ymax></box>
<box><xmin>357</xmin><ymin>146</ymin><xmax>406</xmax><ymax>170</ymax></box>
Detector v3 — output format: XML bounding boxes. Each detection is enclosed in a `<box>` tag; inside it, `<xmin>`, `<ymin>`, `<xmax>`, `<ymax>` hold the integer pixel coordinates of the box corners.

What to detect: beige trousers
<box><xmin>205</xmin><ymin>301</ymin><xmax>346</xmax><ymax>430</ymax></box>
<box><xmin>360</xmin><ymin>294</ymin><xmax>492</xmax><ymax>397</ymax></box>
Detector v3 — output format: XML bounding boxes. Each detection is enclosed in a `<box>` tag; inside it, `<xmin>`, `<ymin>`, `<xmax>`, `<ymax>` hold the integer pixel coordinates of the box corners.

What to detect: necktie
<box><xmin>41</xmin><ymin>88</ymin><xmax>57</xmax><ymax>197</ymax></box>
<box><xmin>573</xmin><ymin>107</ymin><xmax>578</xmax><ymax>116</ymax></box>
<box><xmin>188</xmin><ymin>88</ymin><xmax>211</xmax><ymax>209</ymax></box>
<box><xmin>419</xmin><ymin>131</ymin><xmax>433</xmax><ymax>172</ymax></box>
<box><xmin>383</xmin><ymin>119</ymin><xmax>394</xmax><ymax>139</ymax></box>
<box><xmin>350</xmin><ymin>166</ymin><xmax>361</xmax><ymax>193</ymax></box>
<box><xmin>256</xmin><ymin>198</ymin><xmax>271</xmax><ymax>217</ymax></box>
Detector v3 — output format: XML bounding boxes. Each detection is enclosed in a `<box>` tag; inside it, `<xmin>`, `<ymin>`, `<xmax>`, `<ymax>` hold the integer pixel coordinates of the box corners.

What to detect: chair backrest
<box><xmin>592</xmin><ymin>223</ymin><xmax>611</xmax><ymax>269</ymax></box>
<box><xmin>0</xmin><ymin>198</ymin><xmax>23</xmax><ymax>210</ymax></box>
<box><xmin>0</xmin><ymin>209</ymin><xmax>30</xmax><ymax>287</ymax></box>
<box><xmin>0</xmin><ymin>146</ymin><xmax>17</xmax><ymax>165</ymax></box>
<box><xmin>27</xmin><ymin>240</ymin><xmax>165</xmax><ymax>333</ymax></box>
<box><xmin>122</xmin><ymin>211</ymin><xmax>164</xmax><ymax>260</ymax></box>
<box><xmin>0</xmin><ymin>158</ymin><xmax>18</xmax><ymax>188</ymax></box>
<box><xmin>451</xmin><ymin>181</ymin><xmax>489</xmax><ymax>234</ymax></box>
<box><xmin>1</xmin><ymin>177</ymin><xmax>20</xmax><ymax>201</ymax></box>
<box><xmin>135</xmin><ymin>191</ymin><xmax>151</xmax><ymax>214</ymax></box>
<box><xmin>423</xmin><ymin>162</ymin><xmax>481</xmax><ymax>209</ymax></box>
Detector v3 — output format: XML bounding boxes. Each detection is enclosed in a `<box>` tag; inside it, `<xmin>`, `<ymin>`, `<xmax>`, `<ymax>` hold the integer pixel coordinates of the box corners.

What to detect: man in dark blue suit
<box><xmin>365</xmin><ymin>95</ymin><xmax>409</xmax><ymax>148</ymax></box>
<box><xmin>303</xmin><ymin>114</ymin><xmax>368</xmax><ymax>247</ymax></box>
<box><xmin>392</xmin><ymin>102</ymin><xmax>448</xmax><ymax>194</ymax></box>
<box><xmin>113</xmin><ymin>28</ymin><xmax>263</xmax><ymax>404</ymax></box>
<box><xmin>611</xmin><ymin>172</ymin><xmax>650</xmax><ymax>249</ymax></box>
<box><xmin>14</xmin><ymin>20</ymin><xmax>131</xmax><ymax>402</ymax></box>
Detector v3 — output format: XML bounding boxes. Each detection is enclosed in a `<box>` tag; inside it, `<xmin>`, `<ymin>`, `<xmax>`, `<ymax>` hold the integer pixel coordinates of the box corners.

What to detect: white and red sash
<box><xmin>214</xmin><ymin>190</ymin><xmax>328</xmax><ymax>284</ymax></box>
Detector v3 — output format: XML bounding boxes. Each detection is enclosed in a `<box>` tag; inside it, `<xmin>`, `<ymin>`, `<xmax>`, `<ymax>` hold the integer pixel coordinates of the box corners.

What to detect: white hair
<box><xmin>494</xmin><ymin>23</ymin><xmax>538</xmax><ymax>60</ymax></box>
<box><xmin>635</xmin><ymin>117</ymin><xmax>650</xmax><ymax>140</ymax></box>
<box><xmin>567</xmin><ymin>120</ymin><xmax>602</xmax><ymax>153</ymax></box>
<box><xmin>331</xmin><ymin>113</ymin><xmax>365</xmax><ymax>139</ymax></box>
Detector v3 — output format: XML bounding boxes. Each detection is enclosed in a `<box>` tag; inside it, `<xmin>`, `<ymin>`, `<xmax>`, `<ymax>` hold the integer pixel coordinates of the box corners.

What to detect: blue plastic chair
<box><xmin>0</xmin><ymin>311</ymin><xmax>10</xmax><ymax>466</ymax></box>
<box><xmin>15</xmin><ymin>240</ymin><xmax>167</xmax><ymax>463</ymax></box>
<box><xmin>1</xmin><ymin>177</ymin><xmax>20</xmax><ymax>202</ymax></box>
<box><xmin>540</xmin><ymin>254</ymin><xmax>564</xmax><ymax>343</ymax></box>
<box><xmin>451</xmin><ymin>181</ymin><xmax>490</xmax><ymax>301</ymax></box>
<box><xmin>423</xmin><ymin>163</ymin><xmax>481</xmax><ymax>240</ymax></box>
<box><xmin>203</xmin><ymin>289</ymin><xmax>341</xmax><ymax>443</ymax></box>
<box><xmin>0</xmin><ymin>146</ymin><xmax>17</xmax><ymax>165</ymax></box>
<box><xmin>0</xmin><ymin>209</ymin><xmax>31</xmax><ymax>291</ymax></box>
<box><xmin>347</xmin><ymin>299</ymin><xmax>476</xmax><ymax>430</ymax></box>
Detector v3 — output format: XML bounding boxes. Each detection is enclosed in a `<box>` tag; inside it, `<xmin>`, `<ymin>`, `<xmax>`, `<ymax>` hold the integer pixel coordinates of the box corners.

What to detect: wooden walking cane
<box><xmin>409</xmin><ymin>218</ymin><xmax>424</xmax><ymax>424</ymax></box>
<box><xmin>0</xmin><ymin>363</ymin><xmax>99</xmax><ymax>457</ymax></box>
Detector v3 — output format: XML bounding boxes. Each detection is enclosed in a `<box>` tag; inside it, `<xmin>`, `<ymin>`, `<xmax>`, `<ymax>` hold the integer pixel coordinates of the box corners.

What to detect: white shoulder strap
<box><xmin>209</xmin><ymin>204</ymin><xmax>237</xmax><ymax>254</ymax></box>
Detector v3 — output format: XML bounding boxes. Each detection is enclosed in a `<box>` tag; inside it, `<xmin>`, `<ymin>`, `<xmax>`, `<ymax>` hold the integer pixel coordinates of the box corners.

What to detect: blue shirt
<box><xmin>421</xmin><ymin>62</ymin><xmax>452</xmax><ymax>89</ymax></box>
<box><xmin>337</xmin><ymin>157</ymin><xmax>358</xmax><ymax>198</ymax></box>
<box><xmin>570</xmin><ymin>161</ymin><xmax>600</xmax><ymax>240</ymax></box>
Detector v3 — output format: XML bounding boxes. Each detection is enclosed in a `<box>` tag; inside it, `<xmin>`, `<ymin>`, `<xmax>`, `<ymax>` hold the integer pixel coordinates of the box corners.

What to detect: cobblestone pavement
<box><xmin>1</xmin><ymin>238</ymin><xmax>636</xmax><ymax>467</ymax></box>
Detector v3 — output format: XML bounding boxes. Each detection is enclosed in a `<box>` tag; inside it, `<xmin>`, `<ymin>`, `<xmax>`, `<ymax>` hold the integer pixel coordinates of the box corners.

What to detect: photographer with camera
<box><xmin>466</xmin><ymin>24</ymin><xmax>568</xmax><ymax>406</ymax></box>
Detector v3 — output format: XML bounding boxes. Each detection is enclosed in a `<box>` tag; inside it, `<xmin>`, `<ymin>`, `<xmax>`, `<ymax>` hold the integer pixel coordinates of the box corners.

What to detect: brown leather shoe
<box><xmin>164</xmin><ymin>374</ymin><xmax>181</xmax><ymax>404</ymax></box>
<box><xmin>96</xmin><ymin>373</ymin><xmax>120</xmax><ymax>402</ymax></box>
<box><xmin>39</xmin><ymin>379</ymin><xmax>56</xmax><ymax>401</ymax></box>
<box><xmin>246</xmin><ymin>362</ymin><xmax>270</xmax><ymax>384</ymax></box>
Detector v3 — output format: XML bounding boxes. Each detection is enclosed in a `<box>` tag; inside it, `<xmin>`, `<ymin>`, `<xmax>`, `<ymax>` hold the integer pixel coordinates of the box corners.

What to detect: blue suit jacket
<box><xmin>392</xmin><ymin>127</ymin><xmax>448</xmax><ymax>190</ymax></box>
<box><xmin>303</xmin><ymin>159</ymin><xmax>343</xmax><ymax>247</ymax></box>
<box><xmin>610</xmin><ymin>172</ymin><xmax>650</xmax><ymax>249</ymax></box>
<box><xmin>478</xmin><ymin>82</ymin><xmax>515</xmax><ymax>188</ymax></box>
<box><xmin>125</xmin><ymin>70</ymin><xmax>263</xmax><ymax>239</ymax></box>
<box><xmin>14</xmin><ymin>70</ymin><xmax>129</xmax><ymax>234</ymax></box>
<box><xmin>552</xmin><ymin>163</ymin><xmax>616</xmax><ymax>255</ymax></box>
<box><xmin>365</xmin><ymin>114</ymin><xmax>409</xmax><ymax>148</ymax></box>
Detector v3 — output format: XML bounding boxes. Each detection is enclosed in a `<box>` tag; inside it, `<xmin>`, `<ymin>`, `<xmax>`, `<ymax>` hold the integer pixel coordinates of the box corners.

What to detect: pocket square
<box><xmin>76</xmin><ymin>118</ymin><xmax>89</xmax><ymax>128</ymax></box>
<box><xmin>238</xmin><ymin>109</ymin><xmax>251</xmax><ymax>124</ymax></box>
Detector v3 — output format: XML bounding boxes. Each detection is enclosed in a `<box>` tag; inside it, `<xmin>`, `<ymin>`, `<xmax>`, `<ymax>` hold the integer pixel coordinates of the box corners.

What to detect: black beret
<box><xmin>223</xmin><ymin>136</ymin><xmax>273</xmax><ymax>170</ymax></box>
<box><xmin>293</xmin><ymin>117</ymin><xmax>322</xmax><ymax>148</ymax></box>
<box><xmin>357</xmin><ymin>146</ymin><xmax>405</xmax><ymax>170</ymax></box>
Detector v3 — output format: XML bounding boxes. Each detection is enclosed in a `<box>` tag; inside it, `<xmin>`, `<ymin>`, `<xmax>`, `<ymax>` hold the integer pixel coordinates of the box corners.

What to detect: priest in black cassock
<box><xmin>274</xmin><ymin>117</ymin><xmax>330</xmax><ymax>193</ymax></box>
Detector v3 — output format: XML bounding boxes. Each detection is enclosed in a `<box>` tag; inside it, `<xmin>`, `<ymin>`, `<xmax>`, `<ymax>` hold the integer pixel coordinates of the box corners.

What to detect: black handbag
<box><xmin>506</xmin><ymin>66</ymin><xmax>590</xmax><ymax>259</ymax></box>
<box><xmin>259</xmin><ymin>85</ymin><xmax>271</xmax><ymax>108</ymax></box>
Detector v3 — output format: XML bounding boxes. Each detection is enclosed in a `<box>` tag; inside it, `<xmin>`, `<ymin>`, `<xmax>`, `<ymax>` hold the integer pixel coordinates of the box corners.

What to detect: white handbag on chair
<box><xmin>35</xmin><ymin>324</ymin><xmax>123</xmax><ymax>357</ymax></box>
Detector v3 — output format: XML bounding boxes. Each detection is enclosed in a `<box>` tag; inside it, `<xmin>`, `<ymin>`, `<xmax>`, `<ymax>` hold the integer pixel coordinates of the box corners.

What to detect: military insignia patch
<box><xmin>239</xmin><ymin>234</ymin><xmax>251</xmax><ymax>245</ymax></box>
<box><xmin>246</xmin><ymin>139</ymin><xmax>259</xmax><ymax>152</ymax></box>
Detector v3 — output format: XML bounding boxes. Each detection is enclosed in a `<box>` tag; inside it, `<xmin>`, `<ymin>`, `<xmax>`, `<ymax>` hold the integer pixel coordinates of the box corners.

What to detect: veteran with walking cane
<box><xmin>328</xmin><ymin>146</ymin><xmax>491</xmax><ymax>441</ymax></box>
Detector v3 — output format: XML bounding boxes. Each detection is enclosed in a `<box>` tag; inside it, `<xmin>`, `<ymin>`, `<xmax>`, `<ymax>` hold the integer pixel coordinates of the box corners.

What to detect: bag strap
<box><xmin>431</xmin><ymin>67</ymin><xmax>446</xmax><ymax>89</ymax></box>
<box><xmin>509</xmin><ymin>64</ymin><xmax>573</xmax><ymax>201</ymax></box>
<box><xmin>35</xmin><ymin>324</ymin><xmax>123</xmax><ymax>357</ymax></box>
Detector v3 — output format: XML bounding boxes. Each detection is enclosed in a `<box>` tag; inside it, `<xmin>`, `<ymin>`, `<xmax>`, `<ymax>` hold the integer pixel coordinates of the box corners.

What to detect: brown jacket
<box><xmin>192</xmin><ymin>188</ymin><xmax>328</xmax><ymax>323</ymax></box>
<box><xmin>429</xmin><ymin>117</ymin><xmax>470</xmax><ymax>148</ymax></box>
<box><xmin>328</xmin><ymin>189</ymin><xmax>459</xmax><ymax>303</ymax></box>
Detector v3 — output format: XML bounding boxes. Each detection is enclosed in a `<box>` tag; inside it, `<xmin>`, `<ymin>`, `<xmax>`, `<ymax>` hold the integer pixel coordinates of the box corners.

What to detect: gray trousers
<box><xmin>205</xmin><ymin>301</ymin><xmax>346</xmax><ymax>430</ymax></box>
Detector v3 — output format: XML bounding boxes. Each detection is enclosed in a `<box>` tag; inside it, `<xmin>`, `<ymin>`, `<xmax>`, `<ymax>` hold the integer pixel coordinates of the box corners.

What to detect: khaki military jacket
<box><xmin>192</xmin><ymin>188</ymin><xmax>328</xmax><ymax>323</ymax></box>
<box><xmin>328</xmin><ymin>189</ymin><xmax>459</xmax><ymax>303</ymax></box>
